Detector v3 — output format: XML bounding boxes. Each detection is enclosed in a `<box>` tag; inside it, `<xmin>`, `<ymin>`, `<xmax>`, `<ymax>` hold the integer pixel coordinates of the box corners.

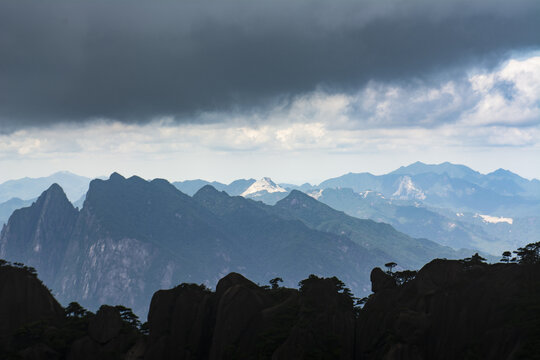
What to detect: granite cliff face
<box><xmin>53</xmin><ymin>174</ymin><xmax>238</xmax><ymax>315</ymax></box>
<box><xmin>0</xmin><ymin>184</ymin><xmax>78</xmax><ymax>288</ymax></box>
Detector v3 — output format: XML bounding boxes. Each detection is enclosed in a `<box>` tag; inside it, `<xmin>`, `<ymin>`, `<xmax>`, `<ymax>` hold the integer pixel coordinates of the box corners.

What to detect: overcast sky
<box><xmin>1</xmin><ymin>0</ymin><xmax>540</xmax><ymax>183</ymax></box>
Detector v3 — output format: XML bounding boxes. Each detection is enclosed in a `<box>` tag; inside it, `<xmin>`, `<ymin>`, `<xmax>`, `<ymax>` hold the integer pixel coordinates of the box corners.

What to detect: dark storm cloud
<box><xmin>0</xmin><ymin>0</ymin><xmax>539</xmax><ymax>130</ymax></box>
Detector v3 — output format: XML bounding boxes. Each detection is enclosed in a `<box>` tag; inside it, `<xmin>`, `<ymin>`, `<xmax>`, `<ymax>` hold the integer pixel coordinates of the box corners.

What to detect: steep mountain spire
<box><xmin>0</xmin><ymin>184</ymin><xmax>78</xmax><ymax>287</ymax></box>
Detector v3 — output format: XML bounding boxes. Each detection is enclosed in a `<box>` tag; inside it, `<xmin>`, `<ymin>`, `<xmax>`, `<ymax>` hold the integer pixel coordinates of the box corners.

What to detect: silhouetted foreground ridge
<box><xmin>1</xmin><ymin>255</ymin><xmax>539</xmax><ymax>359</ymax></box>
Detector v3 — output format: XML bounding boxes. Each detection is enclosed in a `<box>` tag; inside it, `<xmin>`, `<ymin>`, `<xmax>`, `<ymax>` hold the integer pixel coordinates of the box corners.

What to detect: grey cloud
<box><xmin>0</xmin><ymin>0</ymin><xmax>539</xmax><ymax>131</ymax></box>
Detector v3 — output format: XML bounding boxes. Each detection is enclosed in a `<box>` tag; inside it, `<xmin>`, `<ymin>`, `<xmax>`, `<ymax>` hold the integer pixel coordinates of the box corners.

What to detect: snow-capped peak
<box><xmin>241</xmin><ymin>177</ymin><xmax>287</xmax><ymax>196</ymax></box>
<box><xmin>475</xmin><ymin>214</ymin><xmax>514</xmax><ymax>225</ymax></box>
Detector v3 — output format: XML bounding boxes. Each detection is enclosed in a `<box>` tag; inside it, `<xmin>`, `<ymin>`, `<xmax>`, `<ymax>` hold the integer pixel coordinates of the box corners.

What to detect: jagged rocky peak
<box><xmin>241</xmin><ymin>177</ymin><xmax>287</xmax><ymax>196</ymax></box>
<box><xmin>108</xmin><ymin>172</ymin><xmax>126</xmax><ymax>181</ymax></box>
<box><xmin>1</xmin><ymin>182</ymin><xmax>78</xmax><ymax>230</ymax></box>
<box><xmin>33</xmin><ymin>183</ymin><xmax>75</xmax><ymax>209</ymax></box>
<box><xmin>0</xmin><ymin>183</ymin><xmax>78</xmax><ymax>280</ymax></box>
<box><xmin>84</xmin><ymin>172</ymin><xmax>189</xmax><ymax>211</ymax></box>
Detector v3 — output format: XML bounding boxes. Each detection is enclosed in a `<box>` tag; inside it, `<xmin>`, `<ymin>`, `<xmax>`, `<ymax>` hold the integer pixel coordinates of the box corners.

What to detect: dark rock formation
<box><xmin>0</xmin><ymin>264</ymin><xmax>64</xmax><ymax>342</ymax></box>
<box><xmin>370</xmin><ymin>267</ymin><xmax>397</xmax><ymax>293</ymax></box>
<box><xmin>2</xmin><ymin>260</ymin><xmax>540</xmax><ymax>359</ymax></box>
<box><xmin>145</xmin><ymin>283</ymin><xmax>214</xmax><ymax>360</ymax></box>
<box><xmin>0</xmin><ymin>262</ymin><xmax>143</xmax><ymax>360</ymax></box>
<box><xmin>145</xmin><ymin>272</ymin><xmax>356</xmax><ymax>359</ymax></box>
<box><xmin>357</xmin><ymin>259</ymin><xmax>540</xmax><ymax>359</ymax></box>
<box><xmin>88</xmin><ymin>305</ymin><xmax>123</xmax><ymax>344</ymax></box>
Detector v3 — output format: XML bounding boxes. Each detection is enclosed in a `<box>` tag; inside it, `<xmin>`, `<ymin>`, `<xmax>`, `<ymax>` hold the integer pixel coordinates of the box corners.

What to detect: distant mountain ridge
<box><xmin>169</xmin><ymin>163</ymin><xmax>540</xmax><ymax>256</ymax></box>
<box><xmin>172</xmin><ymin>162</ymin><xmax>540</xmax><ymax>211</ymax></box>
<box><xmin>173</xmin><ymin>178</ymin><xmax>256</xmax><ymax>196</ymax></box>
<box><xmin>0</xmin><ymin>197</ymin><xmax>34</xmax><ymax>226</ymax></box>
<box><xmin>0</xmin><ymin>171</ymin><xmax>91</xmax><ymax>203</ymax></box>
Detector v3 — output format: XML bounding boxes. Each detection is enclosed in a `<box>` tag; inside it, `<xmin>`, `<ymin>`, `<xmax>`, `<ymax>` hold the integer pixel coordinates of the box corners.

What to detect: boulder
<box><xmin>0</xmin><ymin>265</ymin><xmax>64</xmax><ymax>341</ymax></box>
<box><xmin>88</xmin><ymin>305</ymin><xmax>123</xmax><ymax>344</ymax></box>
<box><xmin>370</xmin><ymin>267</ymin><xmax>397</xmax><ymax>293</ymax></box>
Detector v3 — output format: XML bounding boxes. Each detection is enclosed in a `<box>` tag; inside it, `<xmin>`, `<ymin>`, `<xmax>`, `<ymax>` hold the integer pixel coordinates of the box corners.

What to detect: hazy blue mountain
<box><xmin>318</xmin><ymin>172</ymin><xmax>395</xmax><ymax>194</ymax></box>
<box><xmin>0</xmin><ymin>197</ymin><xmax>34</xmax><ymax>226</ymax></box>
<box><xmin>0</xmin><ymin>171</ymin><xmax>91</xmax><ymax>203</ymax></box>
<box><xmin>433</xmin><ymin>208</ymin><xmax>540</xmax><ymax>254</ymax></box>
<box><xmin>272</xmin><ymin>190</ymin><xmax>479</xmax><ymax>268</ymax></box>
<box><xmin>193</xmin><ymin>185</ymin><xmax>388</xmax><ymax>290</ymax></box>
<box><xmin>482</xmin><ymin>168</ymin><xmax>540</xmax><ymax>198</ymax></box>
<box><xmin>318</xmin><ymin>166</ymin><xmax>539</xmax><ymax>216</ymax></box>
<box><xmin>72</xmin><ymin>193</ymin><xmax>86</xmax><ymax>209</ymax></box>
<box><xmin>391</xmin><ymin>161</ymin><xmax>483</xmax><ymax>180</ymax></box>
<box><xmin>172</xmin><ymin>179</ymin><xmax>224</xmax><ymax>196</ymax></box>
<box><xmin>391</xmin><ymin>161</ymin><xmax>540</xmax><ymax>199</ymax></box>
<box><xmin>279</xmin><ymin>182</ymin><xmax>317</xmax><ymax>192</ymax></box>
<box><xmin>174</xmin><ymin>163</ymin><xmax>540</xmax><ymax>256</ymax></box>
<box><xmin>173</xmin><ymin>178</ymin><xmax>255</xmax><ymax>196</ymax></box>
<box><xmin>312</xmin><ymin>188</ymin><xmax>514</xmax><ymax>255</ymax></box>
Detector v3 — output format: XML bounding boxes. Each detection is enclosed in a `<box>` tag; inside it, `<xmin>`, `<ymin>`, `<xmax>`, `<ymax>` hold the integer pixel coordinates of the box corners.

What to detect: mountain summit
<box><xmin>241</xmin><ymin>177</ymin><xmax>287</xmax><ymax>196</ymax></box>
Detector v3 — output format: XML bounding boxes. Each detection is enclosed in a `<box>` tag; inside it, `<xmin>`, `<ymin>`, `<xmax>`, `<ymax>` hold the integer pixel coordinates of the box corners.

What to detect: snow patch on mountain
<box><xmin>241</xmin><ymin>177</ymin><xmax>287</xmax><ymax>196</ymax></box>
<box><xmin>360</xmin><ymin>190</ymin><xmax>372</xmax><ymax>198</ymax></box>
<box><xmin>476</xmin><ymin>214</ymin><xmax>513</xmax><ymax>225</ymax></box>
<box><xmin>392</xmin><ymin>176</ymin><xmax>426</xmax><ymax>200</ymax></box>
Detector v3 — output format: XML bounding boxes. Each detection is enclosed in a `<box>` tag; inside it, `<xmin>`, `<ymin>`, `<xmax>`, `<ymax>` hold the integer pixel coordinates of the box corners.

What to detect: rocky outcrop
<box><xmin>145</xmin><ymin>283</ymin><xmax>215</xmax><ymax>360</ymax></box>
<box><xmin>370</xmin><ymin>267</ymin><xmax>397</xmax><ymax>293</ymax></box>
<box><xmin>2</xmin><ymin>262</ymin><xmax>540</xmax><ymax>359</ymax></box>
<box><xmin>0</xmin><ymin>262</ymin><xmax>144</xmax><ymax>360</ymax></box>
<box><xmin>356</xmin><ymin>259</ymin><xmax>540</xmax><ymax>359</ymax></box>
<box><xmin>88</xmin><ymin>305</ymin><xmax>124</xmax><ymax>344</ymax></box>
<box><xmin>0</xmin><ymin>264</ymin><xmax>64</xmax><ymax>342</ymax></box>
<box><xmin>145</xmin><ymin>272</ymin><xmax>356</xmax><ymax>360</ymax></box>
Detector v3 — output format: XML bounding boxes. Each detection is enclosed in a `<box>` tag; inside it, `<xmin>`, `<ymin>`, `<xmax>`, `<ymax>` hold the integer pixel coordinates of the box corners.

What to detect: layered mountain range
<box><xmin>173</xmin><ymin>162</ymin><xmax>540</xmax><ymax>255</ymax></box>
<box><xmin>0</xmin><ymin>173</ymin><xmax>473</xmax><ymax>316</ymax></box>
<box><xmin>0</xmin><ymin>171</ymin><xmax>91</xmax><ymax>204</ymax></box>
<box><xmin>1</xmin><ymin>161</ymin><xmax>538</xmax><ymax>269</ymax></box>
